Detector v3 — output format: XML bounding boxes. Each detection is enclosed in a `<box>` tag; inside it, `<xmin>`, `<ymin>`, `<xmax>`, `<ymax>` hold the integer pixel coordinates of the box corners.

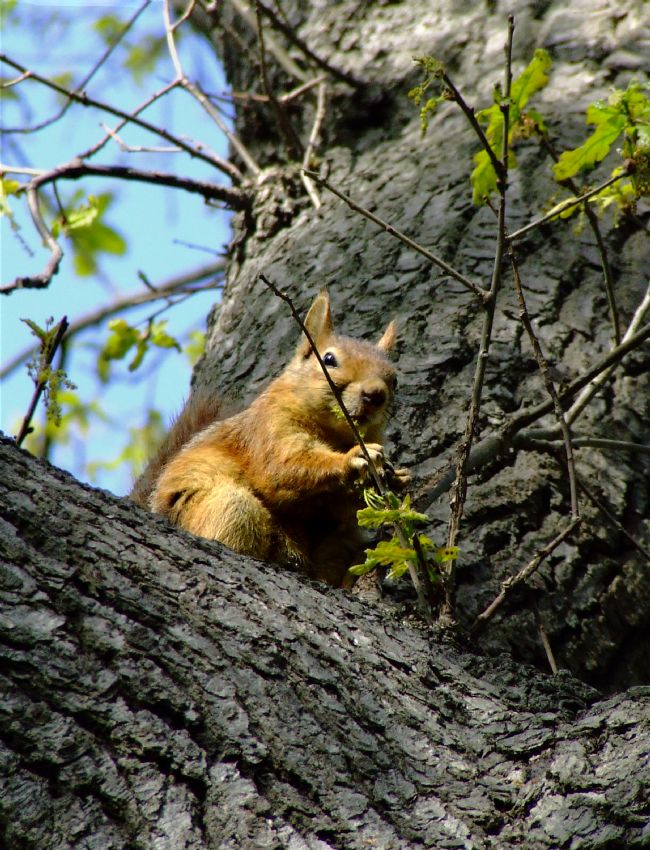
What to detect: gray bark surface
<box><xmin>1</xmin><ymin>437</ymin><xmax>649</xmax><ymax>849</ymax></box>
<box><xmin>196</xmin><ymin>0</ymin><xmax>650</xmax><ymax>690</ymax></box>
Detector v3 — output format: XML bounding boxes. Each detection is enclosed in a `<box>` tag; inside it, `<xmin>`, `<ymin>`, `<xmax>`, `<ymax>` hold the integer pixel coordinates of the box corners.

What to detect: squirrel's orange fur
<box><xmin>131</xmin><ymin>291</ymin><xmax>406</xmax><ymax>586</ymax></box>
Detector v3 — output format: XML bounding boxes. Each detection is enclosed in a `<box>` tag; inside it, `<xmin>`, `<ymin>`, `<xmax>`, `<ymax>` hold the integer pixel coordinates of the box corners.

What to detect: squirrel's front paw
<box><xmin>346</xmin><ymin>443</ymin><xmax>385</xmax><ymax>483</ymax></box>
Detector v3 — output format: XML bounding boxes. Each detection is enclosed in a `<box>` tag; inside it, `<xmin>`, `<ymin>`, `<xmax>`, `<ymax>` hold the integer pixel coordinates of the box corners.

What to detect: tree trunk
<box><xmin>2</xmin><ymin>1</ymin><xmax>649</xmax><ymax>847</ymax></box>
<box><xmin>1</xmin><ymin>437</ymin><xmax>649</xmax><ymax>849</ymax></box>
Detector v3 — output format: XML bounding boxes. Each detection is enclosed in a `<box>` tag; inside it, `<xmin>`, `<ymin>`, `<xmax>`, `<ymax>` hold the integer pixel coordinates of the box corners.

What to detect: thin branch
<box><xmin>301</xmin><ymin>81</ymin><xmax>327</xmax><ymax>209</ymax></box>
<box><xmin>228</xmin><ymin>0</ymin><xmax>309</xmax><ymax>83</ymax></box>
<box><xmin>539</xmin><ymin>136</ymin><xmax>620</xmax><ymax>344</ymax></box>
<box><xmin>255</xmin><ymin>1</ymin><xmax>304</xmax><ymax>161</ymax></box>
<box><xmin>3</xmin><ymin>186</ymin><xmax>63</xmax><ymax>295</ymax></box>
<box><xmin>0</xmin><ymin>54</ymin><xmax>242</xmax><ymax>182</ymax></box>
<box><xmin>535</xmin><ymin>607</ymin><xmax>559</xmax><ymax>675</ymax></box>
<box><xmin>81</xmin><ymin>80</ymin><xmax>181</xmax><ymax>161</ymax></box>
<box><xmin>470</xmin><ymin>517</ymin><xmax>582</xmax><ymax>637</ymax></box>
<box><xmin>0</xmin><ymin>0</ymin><xmax>152</xmax><ymax>135</ymax></box>
<box><xmin>253</xmin><ymin>0</ymin><xmax>361</xmax><ymax>87</ymax></box>
<box><xmin>34</xmin><ymin>159</ymin><xmax>249</xmax><ymax>209</ymax></box>
<box><xmin>15</xmin><ymin>317</ymin><xmax>70</xmax><ymax>447</ymax></box>
<box><xmin>1</xmin><ymin>262</ymin><xmax>224</xmax><ymax>381</ymax></box>
<box><xmin>230</xmin><ymin>75</ymin><xmax>327</xmax><ymax>105</ymax></box>
<box><xmin>303</xmin><ymin>168</ymin><xmax>489</xmax><ymax>301</ymax></box>
<box><xmin>506</xmin><ymin>172</ymin><xmax>626</xmax><ymax>242</ymax></box>
<box><xmin>441</xmin><ymin>71</ymin><xmax>506</xmax><ymax>186</ymax></box>
<box><xmin>259</xmin><ymin>274</ymin><xmax>433</xmax><ymax>620</ymax></box>
<box><xmin>506</xmin><ymin>318</ymin><xmax>650</xmax><ymax>437</ymax></box>
<box><xmin>514</xmin><ymin>436</ymin><xmax>650</xmax><ymax>457</ymax></box>
<box><xmin>509</xmin><ymin>245</ymin><xmax>579</xmax><ymax>519</ymax></box>
<box><xmin>566</xmin><ymin>282</ymin><xmax>650</xmax><ymax>428</ymax></box>
<box><xmin>1</xmin><ymin>162</ymin><xmax>246</xmax><ymax>295</ymax></box>
<box><xmin>162</xmin><ymin>1</ymin><xmax>260</xmax><ymax>176</ymax></box>
<box><xmin>99</xmin><ymin>124</ymin><xmax>182</xmax><ymax>154</ymax></box>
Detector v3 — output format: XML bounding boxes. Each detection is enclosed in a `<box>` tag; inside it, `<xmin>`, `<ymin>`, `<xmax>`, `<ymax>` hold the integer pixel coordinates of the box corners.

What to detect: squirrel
<box><xmin>130</xmin><ymin>291</ymin><xmax>407</xmax><ymax>586</ymax></box>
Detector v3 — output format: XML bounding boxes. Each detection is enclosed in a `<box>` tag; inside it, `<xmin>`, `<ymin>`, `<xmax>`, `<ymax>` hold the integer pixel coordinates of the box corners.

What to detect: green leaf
<box><xmin>510</xmin><ymin>49</ymin><xmax>552</xmax><ymax>120</ymax></box>
<box><xmin>93</xmin><ymin>13</ymin><xmax>125</xmax><ymax>46</ymax></box>
<box><xmin>470</xmin><ymin>50</ymin><xmax>551</xmax><ymax>204</ymax></box>
<box><xmin>149</xmin><ymin>321</ymin><xmax>181</xmax><ymax>351</ymax></box>
<box><xmin>124</xmin><ymin>35</ymin><xmax>166</xmax><ymax>85</ymax></box>
<box><xmin>184</xmin><ymin>330</ymin><xmax>206</xmax><ymax>366</ymax></box>
<box><xmin>553</xmin><ymin>113</ymin><xmax>626</xmax><ymax>180</ymax></box>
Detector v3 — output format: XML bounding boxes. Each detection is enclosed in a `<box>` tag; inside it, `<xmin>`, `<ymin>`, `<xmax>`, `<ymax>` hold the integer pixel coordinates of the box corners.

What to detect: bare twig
<box><xmin>228</xmin><ymin>0</ymin><xmax>308</xmax><ymax>82</ymax></box>
<box><xmin>0</xmin><ymin>0</ymin><xmax>152</xmax><ymax>135</ymax></box>
<box><xmin>301</xmin><ymin>82</ymin><xmax>327</xmax><ymax>208</ymax></box>
<box><xmin>566</xmin><ymin>283</ymin><xmax>650</xmax><ymax>428</ymax></box>
<box><xmin>0</xmin><ymin>53</ymin><xmax>242</xmax><ymax>182</ymax></box>
<box><xmin>255</xmin><ymin>2</ymin><xmax>304</xmax><ymax>161</ymax></box>
<box><xmin>162</xmin><ymin>0</ymin><xmax>260</xmax><ymax>175</ymax></box>
<box><xmin>259</xmin><ymin>274</ymin><xmax>433</xmax><ymax>620</ymax></box>
<box><xmin>470</xmin><ymin>516</ymin><xmax>582</xmax><ymax>636</ymax></box>
<box><xmin>509</xmin><ymin>246</ymin><xmax>579</xmax><ymax>519</ymax></box>
<box><xmin>303</xmin><ymin>169</ymin><xmax>488</xmax><ymax>301</ymax></box>
<box><xmin>420</xmin><ymin>319</ymin><xmax>650</xmax><ymax>505</ymax></box>
<box><xmin>3</xmin><ymin>186</ymin><xmax>63</xmax><ymax>295</ymax></box>
<box><xmin>15</xmin><ymin>317</ymin><xmax>70</xmax><ymax>447</ymax></box>
<box><xmin>253</xmin><ymin>0</ymin><xmax>361</xmax><ymax>87</ymax></box>
<box><xmin>535</xmin><ymin>607</ymin><xmax>559</xmax><ymax>675</ymax></box>
<box><xmin>30</xmin><ymin>162</ymin><xmax>249</xmax><ymax>208</ymax></box>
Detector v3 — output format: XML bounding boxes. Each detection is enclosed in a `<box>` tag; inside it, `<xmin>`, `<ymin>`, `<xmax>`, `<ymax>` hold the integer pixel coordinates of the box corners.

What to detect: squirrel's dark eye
<box><xmin>323</xmin><ymin>352</ymin><xmax>338</xmax><ymax>367</ymax></box>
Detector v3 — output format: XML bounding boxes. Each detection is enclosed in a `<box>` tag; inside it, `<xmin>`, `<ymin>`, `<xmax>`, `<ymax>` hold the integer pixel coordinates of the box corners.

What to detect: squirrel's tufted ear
<box><xmin>376</xmin><ymin>320</ymin><xmax>396</xmax><ymax>353</ymax></box>
<box><xmin>296</xmin><ymin>290</ymin><xmax>334</xmax><ymax>357</ymax></box>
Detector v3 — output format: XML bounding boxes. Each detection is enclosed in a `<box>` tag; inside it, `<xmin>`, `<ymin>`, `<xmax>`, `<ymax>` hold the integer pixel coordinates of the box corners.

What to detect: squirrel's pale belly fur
<box><xmin>131</xmin><ymin>291</ymin><xmax>406</xmax><ymax>586</ymax></box>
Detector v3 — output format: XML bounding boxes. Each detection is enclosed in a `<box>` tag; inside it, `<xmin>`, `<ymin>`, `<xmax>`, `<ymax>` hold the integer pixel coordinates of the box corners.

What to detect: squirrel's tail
<box><xmin>130</xmin><ymin>392</ymin><xmax>224</xmax><ymax>508</ymax></box>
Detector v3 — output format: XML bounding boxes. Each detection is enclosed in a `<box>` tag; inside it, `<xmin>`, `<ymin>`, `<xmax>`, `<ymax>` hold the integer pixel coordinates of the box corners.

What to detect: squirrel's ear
<box><xmin>297</xmin><ymin>290</ymin><xmax>333</xmax><ymax>357</ymax></box>
<box><xmin>376</xmin><ymin>320</ymin><xmax>396</xmax><ymax>353</ymax></box>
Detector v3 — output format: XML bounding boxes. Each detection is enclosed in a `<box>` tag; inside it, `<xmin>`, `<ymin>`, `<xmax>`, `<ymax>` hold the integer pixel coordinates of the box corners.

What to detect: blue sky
<box><xmin>1</xmin><ymin>1</ymin><xmax>232</xmax><ymax>494</ymax></box>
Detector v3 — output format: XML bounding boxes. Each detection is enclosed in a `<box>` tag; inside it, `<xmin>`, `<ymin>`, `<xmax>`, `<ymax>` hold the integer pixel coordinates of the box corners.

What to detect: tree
<box><xmin>1</xmin><ymin>0</ymin><xmax>649</xmax><ymax>847</ymax></box>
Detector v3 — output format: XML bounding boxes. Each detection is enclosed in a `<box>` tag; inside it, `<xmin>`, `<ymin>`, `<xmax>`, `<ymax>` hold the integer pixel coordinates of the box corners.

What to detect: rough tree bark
<box><xmin>1</xmin><ymin>1</ymin><xmax>649</xmax><ymax>848</ymax></box>
<box><xmin>1</xmin><ymin>438</ymin><xmax>649</xmax><ymax>849</ymax></box>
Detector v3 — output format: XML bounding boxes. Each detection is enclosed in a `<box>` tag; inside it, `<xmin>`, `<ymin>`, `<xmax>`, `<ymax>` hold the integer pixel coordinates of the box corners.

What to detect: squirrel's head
<box><xmin>288</xmin><ymin>290</ymin><xmax>397</xmax><ymax>444</ymax></box>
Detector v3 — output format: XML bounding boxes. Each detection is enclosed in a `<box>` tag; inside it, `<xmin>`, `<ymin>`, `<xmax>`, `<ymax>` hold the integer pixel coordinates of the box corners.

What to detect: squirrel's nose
<box><xmin>361</xmin><ymin>383</ymin><xmax>387</xmax><ymax>410</ymax></box>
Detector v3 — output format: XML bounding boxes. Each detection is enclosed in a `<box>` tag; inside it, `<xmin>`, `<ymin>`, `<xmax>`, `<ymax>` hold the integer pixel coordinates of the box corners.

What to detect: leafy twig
<box><xmin>442</xmin><ymin>16</ymin><xmax>515</xmax><ymax>625</ymax></box>
<box><xmin>1</xmin><ymin>262</ymin><xmax>224</xmax><ymax>381</ymax></box>
<box><xmin>15</xmin><ymin>317</ymin><xmax>70</xmax><ymax>447</ymax></box>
